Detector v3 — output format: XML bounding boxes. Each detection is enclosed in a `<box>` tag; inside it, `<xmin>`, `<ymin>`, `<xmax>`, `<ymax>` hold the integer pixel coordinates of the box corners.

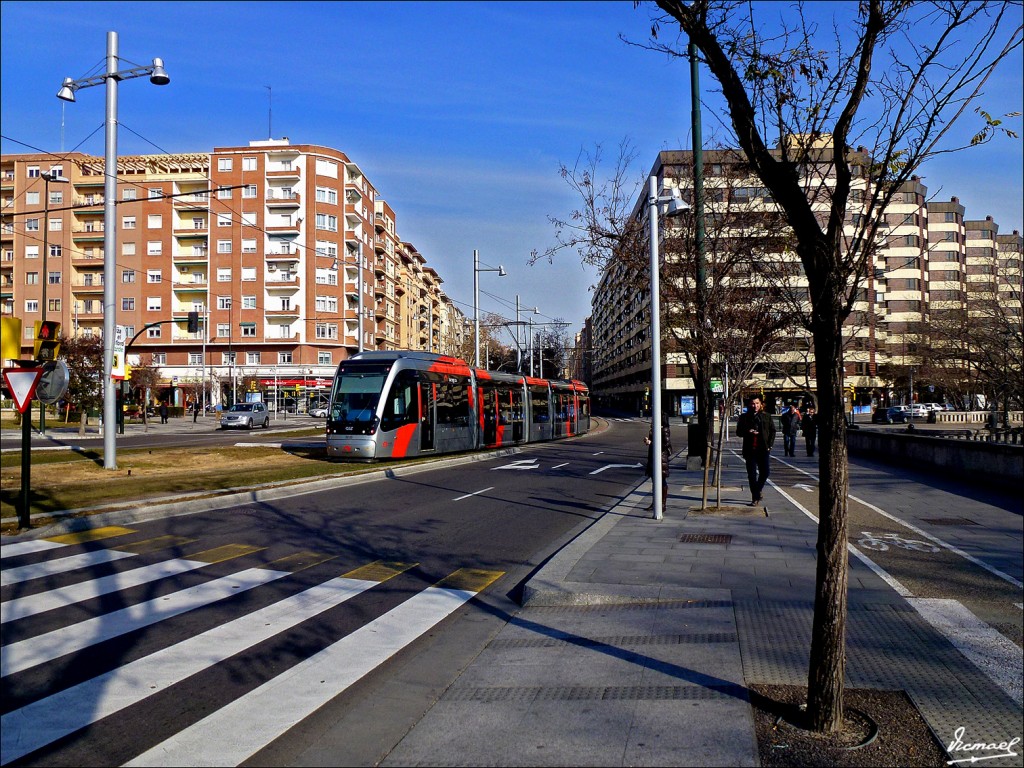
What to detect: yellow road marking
<box><xmin>111</xmin><ymin>535</ymin><xmax>195</xmax><ymax>554</ymax></box>
<box><xmin>342</xmin><ymin>561</ymin><xmax>417</xmax><ymax>583</ymax></box>
<box><xmin>263</xmin><ymin>551</ymin><xmax>337</xmax><ymax>573</ymax></box>
<box><xmin>45</xmin><ymin>526</ymin><xmax>135</xmax><ymax>545</ymax></box>
<box><xmin>183</xmin><ymin>544</ymin><xmax>265</xmax><ymax>564</ymax></box>
<box><xmin>436</xmin><ymin>568</ymin><xmax>504</xmax><ymax>593</ymax></box>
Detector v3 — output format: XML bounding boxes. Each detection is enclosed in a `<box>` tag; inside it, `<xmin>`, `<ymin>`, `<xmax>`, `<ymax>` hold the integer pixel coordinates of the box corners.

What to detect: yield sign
<box><xmin>2</xmin><ymin>368</ymin><xmax>44</xmax><ymax>414</ymax></box>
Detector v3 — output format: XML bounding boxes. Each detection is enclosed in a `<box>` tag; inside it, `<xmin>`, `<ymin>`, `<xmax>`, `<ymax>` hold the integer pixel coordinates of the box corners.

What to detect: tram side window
<box><xmin>380</xmin><ymin>371</ymin><xmax>417</xmax><ymax>432</ymax></box>
<box><xmin>436</xmin><ymin>376</ymin><xmax>470</xmax><ymax>425</ymax></box>
<box><xmin>531</xmin><ymin>386</ymin><xmax>549</xmax><ymax>423</ymax></box>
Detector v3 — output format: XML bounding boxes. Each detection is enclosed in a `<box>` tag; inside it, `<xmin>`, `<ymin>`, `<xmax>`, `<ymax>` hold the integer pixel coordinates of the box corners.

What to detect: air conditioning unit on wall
<box><xmin>180</xmin><ymin>266</ymin><xmax>189</xmax><ymax>273</ymax></box>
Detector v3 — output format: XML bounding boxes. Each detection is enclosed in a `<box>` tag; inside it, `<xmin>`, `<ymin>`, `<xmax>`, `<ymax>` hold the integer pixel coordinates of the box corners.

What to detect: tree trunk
<box><xmin>805</xmin><ymin>308</ymin><xmax>850</xmax><ymax>733</ymax></box>
<box><xmin>79</xmin><ymin>412</ymin><xmax>87</xmax><ymax>436</ymax></box>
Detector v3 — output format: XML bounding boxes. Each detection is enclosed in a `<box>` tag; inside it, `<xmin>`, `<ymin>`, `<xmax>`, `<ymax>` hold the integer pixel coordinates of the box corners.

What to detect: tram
<box><xmin>325</xmin><ymin>350</ymin><xmax>590</xmax><ymax>460</ymax></box>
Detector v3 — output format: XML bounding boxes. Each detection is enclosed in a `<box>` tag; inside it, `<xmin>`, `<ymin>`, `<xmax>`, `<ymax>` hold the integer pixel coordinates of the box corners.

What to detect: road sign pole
<box><xmin>20</xmin><ymin>410</ymin><xmax>31</xmax><ymax>529</ymax></box>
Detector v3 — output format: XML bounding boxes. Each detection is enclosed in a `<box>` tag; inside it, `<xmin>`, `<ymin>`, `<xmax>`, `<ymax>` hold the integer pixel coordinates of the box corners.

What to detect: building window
<box><xmin>123</xmin><ymin>188</ymin><xmax>137</xmax><ymax>201</ymax></box>
<box><xmin>25</xmin><ymin>300</ymin><xmax>38</xmax><ymax>313</ymax></box>
<box><xmin>217</xmin><ymin>297</ymin><xmax>231</xmax><ymax>310</ymax></box>
<box><xmin>280</xmin><ymin>324</ymin><xmax>292</xmax><ymax>338</ymax></box>
<box><xmin>26</xmin><ymin>218</ymin><xmax>39</xmax><ymax>231</ymax></box>
<box><xmin>318</xmin><ymin>351</ymin><xmax>332</xmax><ymax>365</ymax></box>
<box><xmin>27</xmin><ymin>166</ymin><xmax>40</xmax><ymax>178</ymax></box>
<box><xmin>217</xmin><ymin>323</ymin><xmax>230</xmax><ymax>336</ymax></box>
<box><xmin>188</xmin><ymin>353</ymin><xmax>202</xmax><ymax>365</ymax></box>
<box><xmin>278</xmin><ymin>351</ymin><xmax>293</xmax><ymax>364</ymax></box>
<box><xmin>315</xmin><ymin>296</ymin><xmax>338</xmax><ymax>312</ymax></box>
<box><xmin>147</xmin><ymin>241</ymin><xmax>162</xmax><ymax>256</ymax></box>
<box><xmin>217</xmin><ymin>240</ymin><xmax>232</xmax><ymax>254</ymax></box>
<box><xmin>315</xmin><ymin>213</ymin><xmax>338</xmax><ymax>232</ymax></box>
<box><xmin>218</xmin><ymin>158</ymin><xmax>232</xmax><ymax>171</ymax></box>
<box><xmin>222</xmin><ymin>352</ymin><xmax>236</xmax><ymax>365</ymax></box>
<box><xmin>147</xmin><ymin>269</ymin><xmax>162</xmax><ymax>283</ymax></box>
<box><xmin>25</xmin><ymin>245</ymin><xmax>39</xmax><ymax>259</ymax></box>
<box><xmin>122</xmin><ymin>297</ymin><xmax>135</xmax><ymax>311</ymax></box>
<box><xmin>49</xmin><ymin>190</ymin><xmax>63</xmax><ymax>204</ymax></box>
<box><xmin>241</xmin><ymin>238</ymin><xmax>257</xmax><ymax>253</ymax></box>
<box><xmin>242</xmin><ymin>184</ymin><xmax>257</xmax><ymax>198</ymax></box>
<box><xmin>241</xmin><ymin>267</ymin><xmax>257</xmax><ymax>281</ymax></box>
<box><xmin>147</xmin><ymin>325</ymin><xmax>161</xmax><ymax>338</ymax></box>
<box><xmin>242</xmin><ymin>296</ymin><xmax>256</xmax><ymax>309</ymax></box>
<box><xmin>153</xmin><ymin>353</ymin><xmax>167</xmax><ymax>365</ymax></box>
<box><xmin>217</xmin><ymin>213</ymin><xmax>232</xmax><ymax>227</ymax></box>
<box><xmin>48</xmin><ymin>299</ymin><xmax>61</xmax><ymax>313</ymax></box>
<box><xmin>122</xmin><ymin>269</ymin><xmax>136</xmax><ymax>283</ymax></box>
<box><xmin>148</xmin><ymin>188</ymin><xmax>162</xmax><ymax>200</ymax></box>
<box><xmin>240</xmin><ymin>323</ymin><xmax>257</xmax><ymax>337</ymax></box>
<box><xmin>315</xmin><ymin>187</ymin><xmax>338</xmax><ymax>204</ymax></box>
<box><xmin>192</xmin><ymin>217</ymin><xmax>205</xmax><ymax>230</ymax></box>
<box><xmin>48</xmin><ymin>218</ymin><xmax>62</xmax><ymax>231</ymax></box>
<box><xmin>26</xmin><ymin>191</ymin><xmax>40</xmax><ymax>205</ymax></box>
<box><xmin>49</xmin><ymin>244</ymin><xmax>62</xmax><ymax>258</ymax></box>
<box><xmin>240</xmin><ymin>212</ymin><xmax>257</xmax><ymax>227</ymax></box>
<box><xmin>217</xmin><ymin>187</ymin><xmax>232</xmax><ymax>199</ymax></box>
<box><xmin>147</xmin><ymin>297</ymin><xmax>161</xmax><ymax>311</ymax></box>
<box><xmin>123</xmin><ymin>216</ymin><xmax>136</xmax><ymax>229</ymax></box>
<box><xmin>48</xmin><ymin>271</ymin><xmax>61</xmax><ymax>284</ymax></box>
<box><xmin>315</xmin><ymin>323</ymin><xmax>338</xmax><ymax>339</ymax></box>
<box><xmin>122</xmin><ymin>242</ymin><xmax>136</xmax><ymax>256</ymax></box>
<box><xmin>147</xmin><ymin>214</ymin><xmax>162</xmax><ymax>229</ymax></box>
<box><xmin>247</xmin><ymin>351</ymin><xmax>260</xmax><ymax>364</ymax></box>
<box><xmin>242</xmin><ymin>157</ymin><xmax>257</xmax><ymax>171</ymax></box>
<box><xmin>217</xmin><ymin>268</ymin><xmax>232</xmax><ymax>282</ymax></box>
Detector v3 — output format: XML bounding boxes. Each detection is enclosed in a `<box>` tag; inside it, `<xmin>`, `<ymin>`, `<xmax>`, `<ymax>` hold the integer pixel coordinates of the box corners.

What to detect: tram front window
<box><xmin>331</xmin><ymin>367</ymin><xmax>386</xmax><ymax>434</ymax></box>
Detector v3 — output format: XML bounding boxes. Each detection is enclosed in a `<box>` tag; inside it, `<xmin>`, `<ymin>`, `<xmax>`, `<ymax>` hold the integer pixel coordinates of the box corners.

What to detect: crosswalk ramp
<box><xmin>1</xmin><ymin>527</ymin><xmax>503</xmax><ymax>766</ymax></box>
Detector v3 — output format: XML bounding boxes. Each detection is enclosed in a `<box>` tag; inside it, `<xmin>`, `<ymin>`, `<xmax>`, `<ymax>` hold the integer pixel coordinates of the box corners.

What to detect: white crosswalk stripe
<box><xmin>0</xmin><ymin>539</ymin><xmax>66</xmax><ymax>558</ymax></box>
<box><xmin>1</xmin><ymin>567</ymin><xmax>288</xmax><ymax>677</ymax></box>
<box><xmin>0</xmin><ymin>549</ymin><xmax>137</xmax><ymax>587</ymax></box>
<box><xmin>1</xmin><ymin>557</ymin><xmax>212</xmax><ymax>624</ymax></box>
<box><xmin>0</xmin><ymin>574</ymin><xmax>379</xmax><ymax>764</ymax></box>
<box><xmin>126</xmin><ymin>585</ymin><xmax>486</xmax><ymax>767</ymax></box>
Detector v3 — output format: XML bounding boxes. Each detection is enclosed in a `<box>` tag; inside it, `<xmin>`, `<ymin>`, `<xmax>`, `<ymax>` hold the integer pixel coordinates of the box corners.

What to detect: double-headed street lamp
<box><xmin>57</xmin><ymin>31</ymin><xmax>169</xmax><ymax>470</ymax></box>
<box><xmin>473</xmin><ymin>249</ymin><xmax>506</xmax><ymax>367</ymax></box>
<box><xmin>39</xmin><ymin>170</ymin><xmax>68</xmax><ymax>435</ymax></box>
<box><xmin>647</xmin><ymin>176</ymin><xmax>690</xmax><ymax>521</ymax></box>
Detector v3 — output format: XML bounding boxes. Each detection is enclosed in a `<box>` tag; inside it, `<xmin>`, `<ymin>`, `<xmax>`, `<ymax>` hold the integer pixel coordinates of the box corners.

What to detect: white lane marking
<box><xmin>1</xmin><ymin>558</ymin><xmax>211</xmax><ymax>624</ymax></box>
<box><xmin>1</xmin><ymin>540</ymin><xmax>66</xmax><ymax>558</ymax></box>
<box><xmin>453</xmin><ymin>487</ymin><xmax>494</xmax><ymax>501</ymax></box>
<box><xmin>1</xmin><ymin>568</ymin><xmax>288</xmax><ymax>678</ymax></box>
<box><xmin>125</xmin><ymin>585</ymin><xmax>482</xmax><ymax>767</ymax></box>
<box><xmin>767</xmin><ymin>479</ymin><xmax>913</xmax><ymax>597</ymax></box>
<box><xmin>793</xmin><ymin>483</ymin><xmax>815</xmax><ymax>492</ymax></box>
<box><xmin>0</xmin><ymin>550</ymin><xmax>137</xmax><ymax>588</ymax></box>
<box><xmin>551</xmin><ymin>462</ymin><xmax>570</xmax><ymax>470</ymax></box>
<box><xmin>0</xmin><ymin>576</ymin><xmax>377</xmax><ymax>765</ymax></box>
<box><xmin>592</xmin><ymin>451</ymin><xmax>604</xmax><ymax>455</ymax></box>
<box><xmin>908</xmin><ymin>598</ymin><xmax>1023</xmax><ymax>708</ymax></box>
<box><xmin>589</xmin><ymin>462</ymin><xmax>643</xmax><ymax>475</ymax></box>
<box><xmin>492</xmin><ymin>459</ymin><xmax>539</xmax><ymax>470</ymax></box>
<box><xmin>775</xmin><ymin>455</ymin><xmax>1023</xmax><ymax>590</ymax></box>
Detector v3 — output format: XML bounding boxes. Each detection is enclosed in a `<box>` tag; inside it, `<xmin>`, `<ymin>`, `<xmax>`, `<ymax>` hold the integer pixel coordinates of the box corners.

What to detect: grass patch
<box><xmin>1</xmin><ymin>443</ymin><xmax>400</xmax><ymax>530</ymax></box>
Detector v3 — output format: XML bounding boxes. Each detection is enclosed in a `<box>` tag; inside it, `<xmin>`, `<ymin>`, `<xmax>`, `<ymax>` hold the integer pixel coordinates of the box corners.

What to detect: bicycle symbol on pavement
<box><xmin>857</xmin><ymin>531</ymin><xmax>940</xmax><ymax>553</ymax></box>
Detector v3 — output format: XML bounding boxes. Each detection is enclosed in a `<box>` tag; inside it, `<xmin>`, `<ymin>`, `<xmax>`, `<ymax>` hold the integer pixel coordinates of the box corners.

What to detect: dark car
<box><xmin>871</xmin><ymin>406</ymin><xmax>907</xmax><ymax>424</ymax></box>
<box><xmin>220</xmin><ymin>402</ymin><xmax>270</xmax><ymax>429</ymax></box>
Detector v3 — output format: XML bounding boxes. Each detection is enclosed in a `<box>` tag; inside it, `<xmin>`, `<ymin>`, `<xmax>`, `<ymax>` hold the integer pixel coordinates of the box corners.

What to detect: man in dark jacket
<box><xmin>644</xmin><ymin>417</ymin><xmax>672</xmax><ymax>510</ymax></box>
<box><xmin>802</xmin><ymin>404</ymin><xmax>819</xmax><ymax>456</ymax></box>
<box><xmin>737</xmin><ymin>395</ymin><xmax>775</xmax><ymax>507</ymax></box>
<box><xmin>780</xmin><ymin>402</ymin><xmax>801</xmax><ymax>456</ymax></box>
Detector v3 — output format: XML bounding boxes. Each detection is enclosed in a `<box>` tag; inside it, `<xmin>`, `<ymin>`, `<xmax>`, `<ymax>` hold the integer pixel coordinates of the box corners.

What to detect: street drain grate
<box><xmin>679</xmin><ymin>534</ymin><xmax>732</xmax><ymax>544</ymax></box>
<box><xmin>919</xmin><ymin>517</ymin><xmax>978</xmax><ymax>526</ymax></box>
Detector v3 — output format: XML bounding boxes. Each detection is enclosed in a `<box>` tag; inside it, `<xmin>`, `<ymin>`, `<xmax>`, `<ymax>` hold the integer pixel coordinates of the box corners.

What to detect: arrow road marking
<box><xmin>492</xmin><ymin>459</ymin><xmax>539</xmax><ymax>470</ymax></box>
<box><xmin>794</xmin><ymin>483</ymin><xmax>815</xmax><ymax>492</ymax></box>
<box><xmin>589</xmin><ymin>462</ymin><xmax>643</xmax><ymax>475</ymax></box>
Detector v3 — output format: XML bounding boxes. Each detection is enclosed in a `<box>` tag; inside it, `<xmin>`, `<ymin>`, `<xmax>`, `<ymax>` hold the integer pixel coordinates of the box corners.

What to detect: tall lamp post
<box><xmin>647</xmin><ymin>176</ymin><xmax>690</xmax><ymax>521</ymax></box>
<box><xmin>473</xmin><ymin>249</ymin><xmax>506</xmax><ymax>367</ymax></box>
<box><xmin>58</xmin><ymin>31</ymin><xmax>169</xmax><ymax>470</ymax></box>
<box><xmin>39</xmin><ymin>170</ymin><xmax>68</xmax><ymax>435</ymax></box>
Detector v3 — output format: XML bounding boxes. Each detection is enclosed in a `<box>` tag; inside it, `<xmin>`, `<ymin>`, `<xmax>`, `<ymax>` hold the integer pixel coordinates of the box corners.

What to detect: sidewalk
<box><xmin>383</xmin><ymin>449</ymin><xmax>1023</xmax><ymax>767</ymax></box>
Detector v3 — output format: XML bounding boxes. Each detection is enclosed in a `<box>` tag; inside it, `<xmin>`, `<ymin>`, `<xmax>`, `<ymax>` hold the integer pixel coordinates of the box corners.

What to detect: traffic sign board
<box><xmin>2</xmin><ymin>368</ymin><xmax>44</xmax><ymax>413</ymax></box>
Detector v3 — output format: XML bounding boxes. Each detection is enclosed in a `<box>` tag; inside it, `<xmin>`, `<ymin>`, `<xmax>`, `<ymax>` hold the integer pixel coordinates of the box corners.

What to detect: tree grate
<box><xmin>918</xmin><ymin>517</ymin><xmax>978</xmax><ymax>526</ymax></box>
<box><xmin>679</xmin><ymin>533</ymin><xmax>732</xmax><ymax>544</ymax></box>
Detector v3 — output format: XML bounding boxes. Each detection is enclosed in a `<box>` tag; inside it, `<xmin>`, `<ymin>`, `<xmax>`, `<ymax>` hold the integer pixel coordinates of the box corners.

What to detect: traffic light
<box><xmin>33</xmin><ymin>320</ymin><xmax>61</xmax><ymax>362</ymax></box>
<box><xmin>187</xmin><ymin>311</ymin><xmax>200</xmax><ymax>333</ymax></box>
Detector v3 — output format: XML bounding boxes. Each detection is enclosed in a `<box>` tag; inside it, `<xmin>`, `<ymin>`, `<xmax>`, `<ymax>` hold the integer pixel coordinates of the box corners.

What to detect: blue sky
<box><xmin>2</xmin><ymin>1</ymin><xmax>1022</xmax><ymax>339</ymax></box>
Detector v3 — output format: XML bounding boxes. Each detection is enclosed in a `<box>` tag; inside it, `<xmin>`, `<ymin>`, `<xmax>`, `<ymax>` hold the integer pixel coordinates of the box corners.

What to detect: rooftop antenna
<box><xmin>264</xmin><ymin>85</ymin><xmax>272</xmax><ymax>139</ymax></box>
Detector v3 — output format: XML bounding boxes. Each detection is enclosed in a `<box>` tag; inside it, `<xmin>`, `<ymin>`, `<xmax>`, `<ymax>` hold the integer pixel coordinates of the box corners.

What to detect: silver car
<box><xmin>220</xmin><ymin>402</ymin><xmax>270</xmax><ymax>430</ymax></box>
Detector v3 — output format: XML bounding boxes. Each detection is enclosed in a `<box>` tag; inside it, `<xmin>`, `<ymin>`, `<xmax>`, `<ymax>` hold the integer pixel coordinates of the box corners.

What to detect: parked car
<box><xmin>908</xmin><ymin>404</ymin><xmax>929</xmax><ymax>418</ymax></box>
<box><xmin>872</xmin><ymin>406</ymin><xmax>907</xmax><ymax>424</ymax></box>
<box><xmin>219</xmin><ymin>402</ymin><xmax>270</xmax><ymax>430</ymax></box>
<box><xmin>309</xmin><ymin>406</ymin><xmax>328</xmax><ymax>418</ymax></box>
<box><xmin>922</xmin><ymin>402</ymin><xmax>944</xmax><ymax>412</ymax></box>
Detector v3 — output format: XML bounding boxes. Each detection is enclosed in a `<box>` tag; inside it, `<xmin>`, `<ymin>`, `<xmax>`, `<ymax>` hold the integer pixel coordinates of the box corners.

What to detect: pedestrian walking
<box><xmin>780</xmin><ymin>401</ymin><xmax>801</xmax><ymax>457</ymax></box>
<box><xmin>644</xmin><ymin>415</ymin><xmax>672</xmax><ymax>510</ymax></box>
<box><xmin>159</xmin><ymin>401</ymin><xmax>169</xmax><ymax>424</ymax></box>
<box><xmin>193</xmin><ymin>401</ymin><xmax>199</xmax><ymax>423</ymax></box>
<box><xmin>802</xmin><ymin>404</ymin><xmax>818</xmax><ymax>456</ymax></box>
<box><xmin>737</xmin><ymin>395</ymin><xmax>775</xmax><ymax>507</ymax></box>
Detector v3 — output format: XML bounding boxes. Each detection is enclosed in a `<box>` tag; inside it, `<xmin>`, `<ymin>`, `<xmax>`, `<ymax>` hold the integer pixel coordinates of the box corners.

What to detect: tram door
<box><xmin>420</xmin><ymin>382</ymin><xmax>435</xmax><ymax>451</ymax></box>
<box><xmin>483</xmin><ymin>387</ymin><xmax>497</xmax><ymax>445</ymax></box>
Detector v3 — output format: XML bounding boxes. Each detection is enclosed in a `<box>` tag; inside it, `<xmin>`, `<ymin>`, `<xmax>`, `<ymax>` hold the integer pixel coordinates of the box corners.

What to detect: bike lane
<box><xmin>764</xmin><ymin>455</ymin><xmax>1022</xmax><ymax>708</ymax></box>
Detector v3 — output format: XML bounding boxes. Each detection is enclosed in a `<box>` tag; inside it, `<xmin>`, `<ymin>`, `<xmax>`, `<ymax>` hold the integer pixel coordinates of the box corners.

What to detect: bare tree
<box><xmin>649</xmin><ymin>0</ymin><xmax>1021</xmax><ymax>732</ymax></box>
<box><xmin>129</xmin><ymin>356</ymin><xmax>163</xmax><ymax>431</ymax></box>
<box><xmin>59</xmin><ymin>334</ymin><xmax>104</xmax><ymax>435</ymax></box>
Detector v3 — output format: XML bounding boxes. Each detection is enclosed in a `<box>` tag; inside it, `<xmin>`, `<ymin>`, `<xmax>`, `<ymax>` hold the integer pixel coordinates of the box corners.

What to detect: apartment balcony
<box><xmin>374</xmin><ymin>305</ymin><xmax>386</xmax><ymax>320</ymax></box>
<box><xmin>266</xmin><ymin>275</ymin><xmax>300</xmax><ymax>291</ymax></box>
<box><xmin>374</xmin><ymin>238</ymin><xmax>387</xmax><ymax>255</ymax></box>
<box><xmin>266</xmin><ymin>222</ymin><xmax>301</xmax><ymax>236</ymax></box>
<box><xmin>374</xmin><ymin>281</ymin><xmax>386</xmax><ymax>298</ymax></box>
<box><xmin>173</xmin><ymin>250</ymin><xmax>209</xmax><ymax>264</ymax></box>
<box><xmin>265</xmin><ymin>191</ymin><xmax>300</xmax><ymax>208</ymax></box>
<box><xmin>266</xmin><ymin>167</ymin><xmax>301</xmax><ymax>181</ymax></box>
<box><xmin>71</xmin><ymin>282</ymin><xmax>104</xmax><ymax>294</ymax></box>
<box><xmin>73</xmin><ymin>254</ymin><xmax>105</xmax><ymax>268</ymax></box>
<box><xmin>265</xmin><ymin>248</ymin><xmax>300</xmax><ymax>265</ymax></box>
<box><xmin>374</xmin><ymin>213</ymin><xmax>386</xmax><ymax>231</ymax></box>
<box><xmin>73</xmin><ymin>178</ymin><xmax>104</xmax><ymax>188</ymax></box>
<box><xmin>266</xmin><ymin>305</ymin><xmax>300</xmax><ymax>319</ymax></box>
<box><xmin>172</xmin><ymin>281</ymin><xmax>208</xmax><ymax>293</ymax></box>
<box><xmin>71</xmin><ymin>225</ymin><xmax>105</xmax><ymax>241</ymax></box>
<box><xmin>73</xmin><ymin>195</ymin><xmax>104</xmax><ymax>209</ymax></box>
<box><xmin>173</xmin><ymin>194</ymin><xmax>209</xmax><ymax>210</ymax></box>
<box><xmin>173</xmin><ymin>226</ymin><xmax>208</xmax><ymax>238</ymax></box>
<box><xmin>346</xmin><ymin>188</ymin><xmax>362</xmax><ymax>203</ymax></box>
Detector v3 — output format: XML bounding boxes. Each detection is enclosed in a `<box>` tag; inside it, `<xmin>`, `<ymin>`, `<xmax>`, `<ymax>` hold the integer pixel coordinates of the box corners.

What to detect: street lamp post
<box><xmin>58</xmin><ymin>31</ymin><xmax>169</xmax><ymax>470</ymax></box>
<box><xmin>39</xmin><ymin>170</ymin><xmax>68</xmax><ymax>435</ymax></box>
<box><xmin>473</xmin><ymin>249</ymin><xmax>506</xmax><ymax>367</ymax></box>
<box><xmin>647</xmin><ymin>176</ymin><xmax>690</xmax><ymax>521</ymax></box>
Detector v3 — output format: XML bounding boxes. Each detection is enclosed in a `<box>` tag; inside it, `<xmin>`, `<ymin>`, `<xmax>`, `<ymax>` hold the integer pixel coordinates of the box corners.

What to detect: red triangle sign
<box><xmin>2</xmin><ymin>368</ymin><xmax>44</xmax><ymax>413</ymax></box>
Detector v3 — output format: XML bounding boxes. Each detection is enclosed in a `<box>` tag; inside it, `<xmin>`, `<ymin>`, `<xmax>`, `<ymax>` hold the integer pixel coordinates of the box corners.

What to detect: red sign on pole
<box><xmin>2</xmin><ymin>368</ymin><xmax>44</xmax><ymax>413</ymax></box>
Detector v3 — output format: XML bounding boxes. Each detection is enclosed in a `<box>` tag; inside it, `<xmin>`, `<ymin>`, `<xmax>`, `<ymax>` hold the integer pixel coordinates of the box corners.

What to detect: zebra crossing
<box><xmin>1</xmin><ymin>526</ymin><xmax>503</xmax><ymax>766</ymax></box>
